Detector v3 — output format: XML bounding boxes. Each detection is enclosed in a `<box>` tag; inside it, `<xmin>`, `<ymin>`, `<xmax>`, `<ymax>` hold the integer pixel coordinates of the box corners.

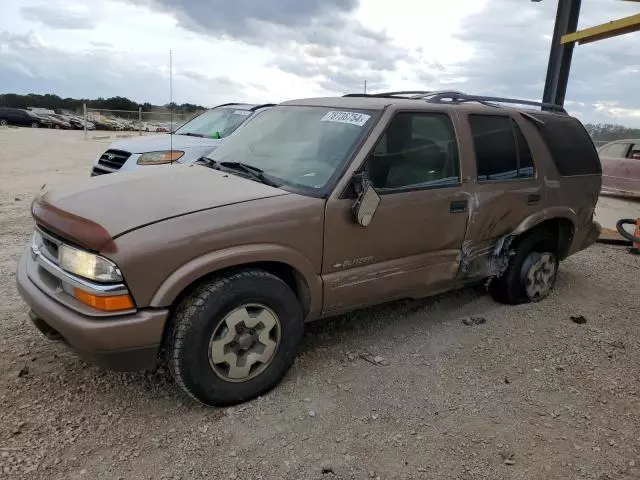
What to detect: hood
<box><xmin>108</xmin><ymin>134</ymin><xmax>223</xmax><ymax>154</ymax></box>
<box><xmin>32</xmin><ymin>165</ymin><xmax>289</xmax><ymax>252</ymax></box>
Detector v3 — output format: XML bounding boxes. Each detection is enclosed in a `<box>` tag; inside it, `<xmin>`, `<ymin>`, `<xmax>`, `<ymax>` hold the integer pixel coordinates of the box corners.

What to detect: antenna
<box><xmin>364</xmin><ymin>80</ymin><xmax>367</xmax><ymax>94</ymax></box>
<box><xmin>169</xmin><ymin>49</ymin><xmax>174</xmax><ymax>162</ymax></box>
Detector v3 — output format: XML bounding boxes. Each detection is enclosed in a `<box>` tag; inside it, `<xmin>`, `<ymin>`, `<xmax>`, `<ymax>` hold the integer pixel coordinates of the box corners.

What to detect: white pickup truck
<box><xmin>90</xmin><ymin>103</ymin><xmax>273</xmax><ymax>176</ymax></box>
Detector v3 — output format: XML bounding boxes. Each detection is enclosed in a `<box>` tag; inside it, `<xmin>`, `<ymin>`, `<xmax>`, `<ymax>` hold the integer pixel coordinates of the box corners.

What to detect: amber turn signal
<box><xmin>73</xmin><ymin>288</ymin><xmax>134</xmax><ymax>311</ymax></box>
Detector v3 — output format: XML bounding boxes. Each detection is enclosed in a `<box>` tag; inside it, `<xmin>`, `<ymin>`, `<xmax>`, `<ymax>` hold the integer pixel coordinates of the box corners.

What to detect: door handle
<box><xmin>450</xmin><ymin>200</ymin><xmax>467</xmax><ymax>213</ymax></box>
<box><xmin>527</xmin><ymin>194</ymin><xmax>541</xmax><ymax>205</ymax></box>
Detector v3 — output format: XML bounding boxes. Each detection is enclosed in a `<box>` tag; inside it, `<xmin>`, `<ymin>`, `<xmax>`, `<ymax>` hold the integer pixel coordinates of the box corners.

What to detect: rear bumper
<box><xmin>569</xmin><ymin>220</ymin><xmax>601</xmax><ymax>256</ymax></box>
<box><xmin>16</xmin><ymin>252</ymin><xmax>168</xmax><ymax>371</ymax></box>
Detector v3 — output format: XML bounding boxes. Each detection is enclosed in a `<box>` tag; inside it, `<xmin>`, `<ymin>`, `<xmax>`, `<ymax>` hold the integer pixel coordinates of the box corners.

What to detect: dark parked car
<box><xmin>44</xmin><ymin>114</ymin><xmax>73</xmax><ymax>129</ymax></box>
<box><xmin>0</xmin><ymin>107</ymin><xmax>52</xmax><ymax>128</ymax></box>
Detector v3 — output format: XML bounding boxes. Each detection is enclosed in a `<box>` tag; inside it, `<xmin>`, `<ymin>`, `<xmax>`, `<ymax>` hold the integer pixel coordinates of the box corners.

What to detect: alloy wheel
<box><xmin>208</xmin><ymin>304</ymin><xmax>281</xmax><ymax>382</ymax></box>
<box><xmin>522</xmin><ymin>252</ymin><xmax>557</xmax><ymax>301</ymax></box>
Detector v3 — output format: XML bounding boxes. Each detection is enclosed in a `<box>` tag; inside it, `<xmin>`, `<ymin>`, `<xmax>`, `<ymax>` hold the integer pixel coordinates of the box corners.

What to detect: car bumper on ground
<box><xmin>16</xmin><ymin>252</ymin><xmax>168</xmax><ymax>371</ymax></box>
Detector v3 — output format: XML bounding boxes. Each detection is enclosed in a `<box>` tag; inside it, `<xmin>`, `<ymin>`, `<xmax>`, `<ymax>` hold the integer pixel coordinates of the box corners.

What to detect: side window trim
<box><xmin>470</xmin><ymin>113</ymin><xmax>536</xmax><ymax>184</ymax></box>
<box><xmin>511</xmin><ymin>118</ymin><xmax>536</xmax><ymax>180</ymax></box>
<box><xmin>365</xmin><ymin>110</ymin><xmax>462</xmax><ymax>196</ymax></box>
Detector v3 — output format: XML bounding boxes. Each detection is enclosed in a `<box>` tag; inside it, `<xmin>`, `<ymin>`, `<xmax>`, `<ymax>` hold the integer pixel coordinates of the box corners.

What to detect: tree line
<box><xmin>0</xmin><ymin>93</ymin><xmax>206</xmax><ymax>115</ymax></box>
<box><xmin>583</xmin><ymin>123</ymin><xmax>640</xmax><ymax>142</ymax></box>
<box><xmin>2</xmin><ymin>93</ymin><xmax>639</xmax><ymax>141</ymax></box>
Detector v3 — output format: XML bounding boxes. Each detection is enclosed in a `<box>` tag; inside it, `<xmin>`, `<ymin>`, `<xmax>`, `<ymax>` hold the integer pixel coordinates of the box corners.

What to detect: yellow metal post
<box><xmin>561</xmin><ymin>13</ymin><xmax>640</xmax><ymax>44</ymax></box>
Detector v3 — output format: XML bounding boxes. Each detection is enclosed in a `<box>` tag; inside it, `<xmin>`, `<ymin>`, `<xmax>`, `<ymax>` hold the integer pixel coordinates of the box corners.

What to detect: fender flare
<box><xmin>510</xmin><ymin>206</ymin><xmax>578</xmax><ymax>236</ymax></box>
<box><xmin>149</xmin><ymin>243</ymin><xmax>323</xmax><ymax>318</ymax></box>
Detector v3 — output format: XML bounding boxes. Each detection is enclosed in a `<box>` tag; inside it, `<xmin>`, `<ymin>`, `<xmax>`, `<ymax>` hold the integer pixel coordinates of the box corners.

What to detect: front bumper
<box><xmin>16</xmin><ymin>252</ymin><xmax>168</xmax><ymax>371</ymax></box>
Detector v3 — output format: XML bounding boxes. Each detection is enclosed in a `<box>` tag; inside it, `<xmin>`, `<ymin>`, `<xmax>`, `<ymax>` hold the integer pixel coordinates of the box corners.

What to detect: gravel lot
<box><xmin>1</xmin><ymin>128</ymin><xmax>640</xmax><ymax>480</ymax></box>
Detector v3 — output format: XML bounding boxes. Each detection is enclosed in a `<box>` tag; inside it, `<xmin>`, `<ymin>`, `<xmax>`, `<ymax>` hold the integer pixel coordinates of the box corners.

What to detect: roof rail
<box><xmin>343</xmin><ymin>90</ymin><xmax>461</xmax><ymax>99</ymax></box>
<box><xmin>410</xmin><ymin>90</ymin><xmax>465</xmax><ymax>99</ymax></box>
<box><xmin>249</xmin><ymin>103</ymin><xmax>276</xmax><ymax>111</ymax></box>
<box><xmin>426</xmin><ymin>93</ymin><xmax>567</xmax><ymax>113</ymax></box>
<box><xmin>342</xmin><ymin>90</ymin><xmax>567</xmax><ymax>113</ymax></box>
<box><xmin>213</xmin><ymin>102</ymin><xmax>243</xmax><ymax>108</ymax></box>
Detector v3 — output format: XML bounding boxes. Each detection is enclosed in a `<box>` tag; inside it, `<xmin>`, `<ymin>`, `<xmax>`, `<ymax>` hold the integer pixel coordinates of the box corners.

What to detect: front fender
<box><xmin>149</xmin><ymin>243</ymin><xmax>323</xmax><ymax>318</ymax></box>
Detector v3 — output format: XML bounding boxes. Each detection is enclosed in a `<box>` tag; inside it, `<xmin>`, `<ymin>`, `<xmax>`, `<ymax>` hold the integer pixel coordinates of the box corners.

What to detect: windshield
<box><xmin>175</xmin><ymin>108</ymin><xmax>254</xmax><ymax>138</ymax></box>
<box><xmin>205</xmin><ymin>105</ymin><xmax>375</xmax><ymax>191</ymax></box>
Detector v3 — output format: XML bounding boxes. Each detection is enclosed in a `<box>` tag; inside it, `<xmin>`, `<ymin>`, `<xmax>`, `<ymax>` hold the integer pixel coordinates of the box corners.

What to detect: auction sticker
<box><xmin>321</xmin><ymin>111</ymin><xmax>370</xmax><ymax>127</ymax></box>
<box><xmin>233</xmin><ymin>110</ymin><xmax>252</xmax><ymax>116</ymax></box>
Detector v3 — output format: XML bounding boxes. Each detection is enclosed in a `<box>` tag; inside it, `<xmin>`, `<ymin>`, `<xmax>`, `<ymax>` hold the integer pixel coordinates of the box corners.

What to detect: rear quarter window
<box><xmin>529</xmin><ymin>114</ymin><xmax>601</xmax><ymax>176</ymax></box>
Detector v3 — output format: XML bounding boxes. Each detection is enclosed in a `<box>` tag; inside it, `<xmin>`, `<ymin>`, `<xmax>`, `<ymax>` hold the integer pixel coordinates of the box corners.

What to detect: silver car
<box><xmin>90</xmin><ymin>103</ymin><xmax>273</xmax><ymax>176</ymax></box>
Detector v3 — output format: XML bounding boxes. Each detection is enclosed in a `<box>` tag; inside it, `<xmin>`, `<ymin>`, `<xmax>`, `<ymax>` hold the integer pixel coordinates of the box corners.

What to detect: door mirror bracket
<box><xmin>351</xmin><ymin>172</ymin><xmax>380</xmax><ymax>227</ymax></box>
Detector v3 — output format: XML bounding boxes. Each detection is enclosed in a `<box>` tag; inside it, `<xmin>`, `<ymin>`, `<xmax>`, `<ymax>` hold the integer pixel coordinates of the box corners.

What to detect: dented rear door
<box><xmin>456</xmin><ymin>112</ymin><xmax>546</xmax><ymax>279</ymax></box>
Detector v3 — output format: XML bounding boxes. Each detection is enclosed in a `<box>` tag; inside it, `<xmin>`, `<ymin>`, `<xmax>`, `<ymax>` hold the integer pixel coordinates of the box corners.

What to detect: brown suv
<box><xmin>17</xmin><ymin>91</ymin><xmax>602</xmax><ymax>406</ymax></box>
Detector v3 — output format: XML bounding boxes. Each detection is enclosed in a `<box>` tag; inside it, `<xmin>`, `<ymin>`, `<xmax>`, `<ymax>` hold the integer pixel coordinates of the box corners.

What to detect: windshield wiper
<box><xmin>219</xmin><ymin>161</ymin><xmax>281</xmax><ymax>188</ymax></box>
<box><xmin>178</xmin><ymin>132</ymin><xmax>205</xmax><ymax>137</ymax></box>
<box><xmin>195</xmin><ymin>157</ymin><xmax>219</xmax><ymax>169</ymax></box>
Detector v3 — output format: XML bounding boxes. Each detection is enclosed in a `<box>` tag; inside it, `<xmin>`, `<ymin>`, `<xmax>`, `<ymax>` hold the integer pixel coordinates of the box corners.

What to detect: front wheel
<box><xmin>31</xmin><ymin>122</ymin><xmax>39</xmax><ymax>128</ymax></box>
<box><xmin>0</xmin><ymin>119</ymin><xmax>7</xmax><ymax>126</ymax></box>
<box><xmin>489</xmin><ymin>229</ymin><xmax>558</xmax><ymax>304</ymax></box>
<box><xmin>167</xmin><ymin>269</ymin><xmax>304</xmax><ymax>406</ymax></box>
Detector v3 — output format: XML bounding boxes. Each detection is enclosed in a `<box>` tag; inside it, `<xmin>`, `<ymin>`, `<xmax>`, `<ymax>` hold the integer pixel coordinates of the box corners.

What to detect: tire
<box><xmin>31</xmin><ymin>122</ymin><xmax>39</xmax><ymax>128</ymax></box>
<box><xmin>489</xmin><ymin>228</ymin><xmax>559</xmax><ymax>305</ymax></box>
<box><xmin>167</xmin><ymin>269</ymin><xmax>304</xmax><ymax>406</ymax></box>
<box><xmin>54</xmin><ymin>124</ymin><xmax>60</xmax><ymax>129</ymax></box>
<box><xmin>0</xmin><ymin>119</ymin><xmax>7</xmax><ymax>126</ymax></box>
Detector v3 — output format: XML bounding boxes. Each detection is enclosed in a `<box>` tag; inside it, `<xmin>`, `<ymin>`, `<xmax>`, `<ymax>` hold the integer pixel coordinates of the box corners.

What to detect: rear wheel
<box><xmin>167</xmin><ymin>269</ymin><xmax>304</xmax><ymax>406</ymax></box>
<box><xmin>489</xmin><ymin>229</ymin><xmax>559</xmax><ymax>304</ymax></box>
<box><xmin>0</xmin><ymin>119</ymin><xmax>7</xmax><ymax>126</ymax></box>
<box><xmin>54</xmin><ymin>124</ymin><xmax>60</xmax><ymax>129</ymax></box>
<box><xmin>30</xmin><ymin>122</ymin><xmax>39</xmax><ymax>128</ymax></box>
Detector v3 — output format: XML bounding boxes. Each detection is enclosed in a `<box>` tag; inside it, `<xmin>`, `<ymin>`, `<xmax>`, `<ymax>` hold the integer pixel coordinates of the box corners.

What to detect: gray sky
<box><xmin>1</xmin><ymin>0</ymin><xmax>638</xmax><ymax>126</ymax></box>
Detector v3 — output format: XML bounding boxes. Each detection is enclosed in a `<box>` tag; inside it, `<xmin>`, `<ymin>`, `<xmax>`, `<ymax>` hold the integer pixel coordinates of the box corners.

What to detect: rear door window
<box><xmin>468</xmin><ymin>115</ymin><xmax>535</xmax><ymax>181</ymax></box>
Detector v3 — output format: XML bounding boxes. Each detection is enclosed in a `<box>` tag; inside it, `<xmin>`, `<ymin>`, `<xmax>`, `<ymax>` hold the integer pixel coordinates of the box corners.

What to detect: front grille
<box><xmin>97</xmin><ymin>149</ymin><xmax>131</xmax><ymax>171</ymax></box>
<box><xmin>91</xmin><ymin>166</ymin><xmax>111</xmax><ymax>176</ymax></box>
<box><xmin>35</xmin><ymin>228</ymin><xmax>61</xmax><ymax>265</ymax></box>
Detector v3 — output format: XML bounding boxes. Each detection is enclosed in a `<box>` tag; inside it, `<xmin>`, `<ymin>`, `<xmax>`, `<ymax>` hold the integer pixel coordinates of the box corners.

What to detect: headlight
<box><xmin>58</xmin><ymin>245</ymin><xmax>122</xmax><ymax>283</ymax></box>
<box><xmin>137</xmin><ymin>150</ymin><xmax>185</xmax><ymax>165</ymax></box>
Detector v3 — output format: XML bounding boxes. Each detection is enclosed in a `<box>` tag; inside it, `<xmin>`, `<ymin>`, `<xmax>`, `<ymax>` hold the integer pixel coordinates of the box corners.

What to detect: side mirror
<box><xmin>352</xmin><ymin>172</ymin><xmax>380</xmax><ymax>227</ymax></box>
<box><xmin>632</xmin><ymin>151</ymin><xmax>640</xmax><ymax>160</ymax></box>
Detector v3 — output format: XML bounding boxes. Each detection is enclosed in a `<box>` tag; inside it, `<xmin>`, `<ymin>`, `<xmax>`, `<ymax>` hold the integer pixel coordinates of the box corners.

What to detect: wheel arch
<box><xmin>150</xmin><ymin>244</ymin><xmax>322</xmax><ymax>320</ymax></box>
<box><xmin>510</xmin><ymin>210</ymin><xmax>577</xmax><ymax>260</ymax></box>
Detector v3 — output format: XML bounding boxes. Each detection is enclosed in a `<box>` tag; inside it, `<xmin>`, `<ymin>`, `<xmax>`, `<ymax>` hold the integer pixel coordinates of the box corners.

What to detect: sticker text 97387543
<box><xmin>321</xmin><ymin>111</ymin><xmax>371</xmax><ymax>127</ymax></box>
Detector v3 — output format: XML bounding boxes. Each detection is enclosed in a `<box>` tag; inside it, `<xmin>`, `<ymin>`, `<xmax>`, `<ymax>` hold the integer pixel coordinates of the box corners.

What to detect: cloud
<box><xmin>0</xmin><ymin>31</ymin><xmax>252</xmax><ymax>106</ymax></box>
<box><xmin>128</xmin><ymin>0</ymin><xmax>410</xmax><ymax>92</ymax></box>
<box><xmin>89</xmin><ymin>40</ymin><xmax>112</xmax><ymax>48</ymax></box>
<box><xmin>132</xmin><ymin>0</ymin><xmax>360</xmax><ymax>39</ymax></box>
<box><xmin>21</xmin><ymin>4</ymin><xmax>97</xmax><ymax>30</ymax></box>
<box><xmin>449</xmin><ymin>0</ymin><xmax>640</xmax><ymax>125</ymax></box>
<box><xmin>2</xmin><ymin>0</ymin><xmax>639</xmax><ymax>128</ymax></box>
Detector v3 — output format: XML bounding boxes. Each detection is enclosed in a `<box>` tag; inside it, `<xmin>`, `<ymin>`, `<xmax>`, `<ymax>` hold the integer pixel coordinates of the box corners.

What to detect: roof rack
<box><xmin>343</xmin><ymin>91</ymin><xmax>566</xmax><ymax>113</ymax></box>
<box><xmin>212</xmin><ymin>102</ymin><xmax>245</xmax><ymax>109</ymax></box>
<box><xmin>249</xmin><ymin>103</ymin><xmax>276</xmax><ymax>111</ymax></box>
<box><xmin>343</xmin><ymin>90</ymin><xmax>463</xmax><ymax>99</ymax></box>
<box><xmin>425</xmin><ymin>92</ymin><xmax>567</xmax><ymax>113</ymax></box>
